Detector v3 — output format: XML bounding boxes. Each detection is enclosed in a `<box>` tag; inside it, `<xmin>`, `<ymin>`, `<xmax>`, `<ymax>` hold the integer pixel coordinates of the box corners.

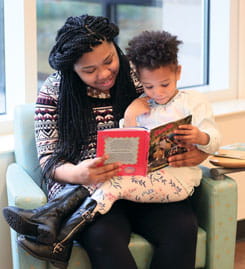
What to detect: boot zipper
<box><xmin>53</xmin><ymin>210</ymin><xmax>93</xmax><ymax>253</ymax></box>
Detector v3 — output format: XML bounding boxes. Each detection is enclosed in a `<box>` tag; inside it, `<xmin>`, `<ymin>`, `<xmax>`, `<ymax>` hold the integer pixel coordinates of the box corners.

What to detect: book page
<box><xmin>148</xmin><ymin>115</ymin><xmax>192</xmax><ymax>172</ymax></box>
<box><xmin>104</xmin><ymin>137</ymin><xmax>139</xmax><ymax>164</ymax></box>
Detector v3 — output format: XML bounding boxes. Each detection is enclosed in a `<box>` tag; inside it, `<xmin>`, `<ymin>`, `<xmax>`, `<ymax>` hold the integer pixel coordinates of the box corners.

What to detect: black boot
<box><xmin>18</xmin><ymin>234</ymin><xmax>72</xmax><ymax>269</ymax></box>
<box><xmin>17</xmin><ymin>197</ymin><xmax>98</xmax><ymax>269</ymax></box>
<box><xmin>3</xmin><ymin>184</ymin><xmax>90</xmax><ymax>244</ymax></box>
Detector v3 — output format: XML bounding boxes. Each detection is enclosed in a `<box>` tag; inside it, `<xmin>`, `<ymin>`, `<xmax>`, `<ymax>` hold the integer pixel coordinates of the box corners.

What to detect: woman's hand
<box><xmin>54</xmin><ymin>155</ymin><xmax>121</xmax><ymax>185</ymax></box>
<box><xmin>168</xmin><ymin>146</ymin><xmax>208</xmax><ymax>167</ymax></box>
<box><xmin>73</xmin><ymin>155</ymin><xmax>121</xmax><ymax>185</ymax></box>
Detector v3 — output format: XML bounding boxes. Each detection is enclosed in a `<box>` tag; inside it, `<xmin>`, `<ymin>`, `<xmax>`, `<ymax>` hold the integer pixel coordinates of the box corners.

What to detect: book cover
<box><xmin>96</xmin><ymin>115</ymin><xmax>192</xmax><ymax>176</ymax></box>
<box><xmin>215</xmin><ymin>143</ymin><xmax>245</xmax><ymax>160</ymax></box>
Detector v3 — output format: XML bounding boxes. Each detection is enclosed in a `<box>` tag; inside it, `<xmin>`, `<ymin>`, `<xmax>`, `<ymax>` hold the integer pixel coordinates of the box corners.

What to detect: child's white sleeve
<box><xmin>189</xmin><ymin>91</ymin><xmax>221</xmax><ymax>154</ymax></box>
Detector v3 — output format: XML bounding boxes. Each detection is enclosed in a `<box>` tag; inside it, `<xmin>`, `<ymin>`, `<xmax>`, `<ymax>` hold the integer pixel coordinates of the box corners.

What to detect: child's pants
<box><xmin>91</xmin><ymin>169</ymin><xmax>190</xmax><ymax>215</ymax></box>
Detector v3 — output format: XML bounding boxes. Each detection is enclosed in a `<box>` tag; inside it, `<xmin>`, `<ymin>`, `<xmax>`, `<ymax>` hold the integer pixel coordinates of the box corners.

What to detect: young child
<box><xmin>92</xmin><ymin>30</ymin><xmax>220</xmax><ymax>213</ymax></box>
<box><xmin>3</xmin><ymin>28</ymin><xmax>220</xmax><ymax>268</ymax></box>
<box><xmin>122</xmin><ymin>30</ymin><xmax>221</xmax><ymax>196</ymax></box>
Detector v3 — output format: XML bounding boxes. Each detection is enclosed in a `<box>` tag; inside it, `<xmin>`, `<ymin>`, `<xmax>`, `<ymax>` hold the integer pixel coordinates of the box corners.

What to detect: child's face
<box><xmin>139</xmin><ymin>65</ymin><xmax>181</xmax><ymax>105</ymax></box>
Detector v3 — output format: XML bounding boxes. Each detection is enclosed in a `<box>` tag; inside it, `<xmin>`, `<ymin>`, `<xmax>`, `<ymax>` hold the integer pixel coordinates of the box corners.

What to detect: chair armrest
<box><xmin>6</xmin><ymin>163</ymin><xmax>47</xmax><ymax>209</ymax></box>
<box><xmin>210</xmin><ymin>167</ymin><xmax>245</xmax><ymax>180</ymax></box>
<box><xmin>6</xmin><ymin>163</ymin><xmax>48</xmax><ymax>269</ymax></box>
<box><xmin>192</xmin><ymin>170</ymin><xmax>237</xmax><ymax>269</ymax></box>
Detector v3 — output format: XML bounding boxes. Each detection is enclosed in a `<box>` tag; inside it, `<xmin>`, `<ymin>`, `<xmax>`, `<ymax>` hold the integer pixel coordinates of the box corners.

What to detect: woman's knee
<box><xmin>77</xmin><ymin>205</ymin><xmax>132</xmax><ymax>252</ymax></box>
<box><xmin>76</xmin><ymin>220</ymin><xmax>137</xmax><ymax>269</ymax></box>
<box><xmin>84</xmin><ymin>224</ymin><xmax>124</xmax><ymax>251</ymax></box>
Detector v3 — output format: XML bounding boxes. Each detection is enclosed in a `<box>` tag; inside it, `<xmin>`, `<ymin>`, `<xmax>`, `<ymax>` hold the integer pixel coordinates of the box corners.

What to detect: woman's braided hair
<box><xmin>49</xmin><ymin>15</ymin><xmax>119</xmax><ymax>71</ymax></box>
<box><xmin>43</xmin><ymin>15</ymin><xmax>138</xmax><ymax>179</ymax></box>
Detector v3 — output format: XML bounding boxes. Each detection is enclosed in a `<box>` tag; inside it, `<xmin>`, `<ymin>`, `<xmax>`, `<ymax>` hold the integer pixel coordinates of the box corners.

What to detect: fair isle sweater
<box><xmin>35</xmin><ymin>72</ymin><xmax>142</xmax><ymax>200</ymax></box>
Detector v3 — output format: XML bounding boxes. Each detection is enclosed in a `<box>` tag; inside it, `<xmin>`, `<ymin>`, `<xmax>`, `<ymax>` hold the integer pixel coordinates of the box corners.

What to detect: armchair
<box><xmin>6</xmin><ymin>104</ymin><xmax>237</xmax><ymax>269</ymax></box>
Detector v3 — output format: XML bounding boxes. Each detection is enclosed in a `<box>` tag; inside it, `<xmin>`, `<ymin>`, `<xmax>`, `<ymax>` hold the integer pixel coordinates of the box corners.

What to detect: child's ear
<box><xmin>176</xmin><ymin>65</ymin><xmax>182</xmax><ymax>80</ymax></box>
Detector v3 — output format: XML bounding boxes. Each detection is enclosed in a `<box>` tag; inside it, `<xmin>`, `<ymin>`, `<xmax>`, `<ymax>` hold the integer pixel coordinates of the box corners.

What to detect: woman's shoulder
<box><xmin>39</xmin><ymin>72</ymin><xmax>61</xmax><ymax>101</ymax></box>
<box><xmin>42</xmin><ymin>72</ymin><xmax>61</xmax><ymax>89</ymax></box>
<box><xmin>129</xmin><ymin>62</ymin><xmax>144</xmax><ymax>95</ymax></box>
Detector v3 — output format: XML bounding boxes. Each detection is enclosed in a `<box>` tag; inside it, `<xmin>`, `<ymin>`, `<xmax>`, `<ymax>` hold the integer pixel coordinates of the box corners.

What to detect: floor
<box><xmin>235</xmin><ymin>240</ymin><xmax>245</xmax><ymax>269</ymax></box>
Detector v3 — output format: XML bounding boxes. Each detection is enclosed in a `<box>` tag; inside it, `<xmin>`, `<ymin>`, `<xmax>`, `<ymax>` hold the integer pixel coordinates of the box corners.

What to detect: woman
<box><xmin>3</xmin><ymin>15</ymin><xmax>208</xmax><ymax>269</ymax></box>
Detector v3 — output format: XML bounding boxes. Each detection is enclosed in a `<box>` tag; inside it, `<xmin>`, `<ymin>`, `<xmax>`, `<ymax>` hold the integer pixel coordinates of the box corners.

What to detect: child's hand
<box><xmin>174</xmin><ymin>124</ymin><xmax>210</xmax><ymax>146</ymax></box>
<box><xmin>124</xmin><ymin>96</ymin><xmax>150</xmax><ymax>127</ymax></box>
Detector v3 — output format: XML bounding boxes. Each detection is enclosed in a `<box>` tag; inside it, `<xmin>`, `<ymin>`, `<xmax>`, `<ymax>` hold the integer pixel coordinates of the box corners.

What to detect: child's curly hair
<box><xmin>126</xmin><ymin>30</ymin><xmax>182</xmax><ymax>70</ymax></box>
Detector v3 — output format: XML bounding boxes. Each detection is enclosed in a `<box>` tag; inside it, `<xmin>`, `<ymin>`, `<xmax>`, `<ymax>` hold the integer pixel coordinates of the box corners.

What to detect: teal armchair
<box><xmin>6</xmin><ymin>104</ymin><xmax>237</xmax><ymax>269</ymax></box>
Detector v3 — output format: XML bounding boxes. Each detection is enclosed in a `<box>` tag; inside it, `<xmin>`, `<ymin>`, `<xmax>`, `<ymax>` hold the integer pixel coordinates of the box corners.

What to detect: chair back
<box><xmin>14</xmin><ymin>104</ymin><xmax>45</xmax><ymax>192</ymax></box>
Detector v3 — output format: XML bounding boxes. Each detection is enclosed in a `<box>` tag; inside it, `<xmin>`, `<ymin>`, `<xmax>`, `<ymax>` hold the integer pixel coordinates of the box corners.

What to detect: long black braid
<box><xmin>42</xmin><ymin>15</ymin><xmax>138</xmax><ymax>179</ymax></box>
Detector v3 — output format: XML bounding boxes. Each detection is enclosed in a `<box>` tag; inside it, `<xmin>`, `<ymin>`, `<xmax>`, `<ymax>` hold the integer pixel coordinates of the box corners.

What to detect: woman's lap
<box><xmin>129</xmin><ymin>199</ymin><xmax>198</xmax><ymax>269</ymax></box>
<box><xmin>75</xmin><ymin>200</ymin><xmax>137</xmax><ymax>269</ymax></box>
<box><xmin>75</xmin><ymin>199</ymin><xmax>197</xmax><ymax>269</ymax></box>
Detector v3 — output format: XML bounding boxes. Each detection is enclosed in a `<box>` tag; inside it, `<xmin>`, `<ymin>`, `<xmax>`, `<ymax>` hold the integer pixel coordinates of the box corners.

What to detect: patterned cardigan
<box><xmin>35</xmin><ymin>71</ymin><xmax>143</xmax><ymax>199</ymax></box>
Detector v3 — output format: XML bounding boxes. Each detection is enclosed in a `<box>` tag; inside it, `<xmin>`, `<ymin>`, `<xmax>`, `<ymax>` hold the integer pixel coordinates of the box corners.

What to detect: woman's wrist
<box><xmin>53</xmin><ymin>162</ymin><xmax>80</xmax><ymax>184</ymax></box>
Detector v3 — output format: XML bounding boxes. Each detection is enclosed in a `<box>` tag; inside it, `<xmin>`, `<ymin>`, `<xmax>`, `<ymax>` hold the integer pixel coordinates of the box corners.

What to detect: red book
<box><xmin>96</xmin><ymin>115</ymin><xmax>192</xmax><ymax>176</ymax></box>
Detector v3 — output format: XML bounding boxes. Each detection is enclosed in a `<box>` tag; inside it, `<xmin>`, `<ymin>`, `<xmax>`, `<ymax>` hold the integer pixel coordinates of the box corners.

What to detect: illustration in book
<box><xmin>96</xmin><ymin>115</ymin><xmax>192</xmax><ymax>176</ymax></box>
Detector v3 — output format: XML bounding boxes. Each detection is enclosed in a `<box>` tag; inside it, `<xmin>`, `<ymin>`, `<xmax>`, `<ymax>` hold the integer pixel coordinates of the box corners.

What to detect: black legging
<box><xmin>76</xmin><ymin>199</ymin><xmax>198</xmax><ymax>269</ymax></box>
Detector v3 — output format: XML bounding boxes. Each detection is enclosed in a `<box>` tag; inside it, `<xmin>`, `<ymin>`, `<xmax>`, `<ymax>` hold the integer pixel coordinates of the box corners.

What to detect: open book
<box><xmin>96</xmin><ymin>115</ymin><xmax>192</xmax><ymax>176</ymax></box>
<box><xmin>214</xmin><ymin>143</ymin><xmax>245</xmax><ymax>160</ymax></box>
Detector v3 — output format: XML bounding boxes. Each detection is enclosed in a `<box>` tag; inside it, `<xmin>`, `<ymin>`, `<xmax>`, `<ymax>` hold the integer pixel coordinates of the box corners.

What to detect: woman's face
<box><xmin>74</xmin><ymin>41</ymin><xmax>120</xmax><ymax>92</ymax></box>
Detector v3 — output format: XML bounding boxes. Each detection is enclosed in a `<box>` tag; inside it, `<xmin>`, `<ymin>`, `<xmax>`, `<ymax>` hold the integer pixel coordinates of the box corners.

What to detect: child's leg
<box><xmin>92</xmin><ymin>169</ymin><xmax>190</xmax><ymax>215</ymax></box>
